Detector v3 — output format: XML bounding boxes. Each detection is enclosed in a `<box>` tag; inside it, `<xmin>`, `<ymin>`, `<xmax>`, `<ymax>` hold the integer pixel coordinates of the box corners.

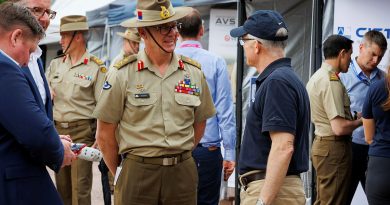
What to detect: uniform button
<box><xmin>186</xmin><ymin>99</ymin><xmax>190</xmax><ymax>103</ymax></box>
<box><xmin>141</xmin><ymin>100</ymin><xmax>145</xmax><ymax>103</ymax></box>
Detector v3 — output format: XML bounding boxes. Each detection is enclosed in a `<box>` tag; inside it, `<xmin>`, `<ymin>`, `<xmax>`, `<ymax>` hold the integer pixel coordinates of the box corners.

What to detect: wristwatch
<box><xmin>256</xmin><ymin>198</ymin><xmax>266</xmax><ymax>205</ymax></box>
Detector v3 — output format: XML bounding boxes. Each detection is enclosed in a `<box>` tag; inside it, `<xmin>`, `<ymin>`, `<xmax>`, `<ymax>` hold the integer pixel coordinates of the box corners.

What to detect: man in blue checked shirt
<box><xmin>176</xmin><ymin>8</ymin><xmax>236</xmax><ymax>205</ymax></box>
<box><xmin>339</xmin><ymin>30</ymin><xmax>387</xmax><ymax>204</ymax></box>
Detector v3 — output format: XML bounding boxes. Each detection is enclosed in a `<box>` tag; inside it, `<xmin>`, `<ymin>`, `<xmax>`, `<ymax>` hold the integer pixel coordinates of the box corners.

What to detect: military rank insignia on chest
<box><xmin>134</xmin><ymin>84</ymin><xmax>150</xmax><ymax>98</ymax></box>
<box><xmin>74</xmin><ymin>73</ymin><xmax>92</xmax><ymax>81</ymax></box>
<box><xmin>175</xmin><ymin>78</ymin><xmax>200</xmax><ymax>96</ymax></box>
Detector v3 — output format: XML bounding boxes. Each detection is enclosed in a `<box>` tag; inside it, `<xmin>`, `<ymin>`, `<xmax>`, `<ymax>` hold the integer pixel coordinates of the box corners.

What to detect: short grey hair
<box><xmin>249</xmin><ymin>27</ymin><xmax>288</xmax><ymax>49</ymax></box>
<box><xmin>0</xmin><ymin>2</ymin><xmax>45</xmax><ymax>39</ymax></box>
<box><xmin>9</xmin><ymin>0</ymin><xmax>29</xmax><ymax>7</ymax></box>
<box><xmin>362</xmin><ymin>30</ymin><xmax>387</xmax><ymax>53</ymax></box>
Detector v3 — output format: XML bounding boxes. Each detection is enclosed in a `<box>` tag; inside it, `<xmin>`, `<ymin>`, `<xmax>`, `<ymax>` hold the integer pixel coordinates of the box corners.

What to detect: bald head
<box><xmin>177</xmin><ymin>9</ymin><xmax>202</xmax><ymax>38</ymax></box>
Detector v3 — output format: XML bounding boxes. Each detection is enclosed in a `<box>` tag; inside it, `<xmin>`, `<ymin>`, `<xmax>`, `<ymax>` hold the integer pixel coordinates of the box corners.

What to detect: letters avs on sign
<box><xmin>215</xmin><ymin>17</ymin><xmax>236</xmax><ymax>26</ymax></box>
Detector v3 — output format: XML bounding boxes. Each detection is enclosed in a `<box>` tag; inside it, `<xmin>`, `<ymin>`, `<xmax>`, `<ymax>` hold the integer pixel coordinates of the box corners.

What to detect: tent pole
<box><xmin>235</xmin><ymin>0</ymin><xmax>246</xmax><ymax>204</ymax></box>
<box><xmin>310</xmin><ymin>0</ymin><xmax>324</xmax><ymax>204</ymax></box>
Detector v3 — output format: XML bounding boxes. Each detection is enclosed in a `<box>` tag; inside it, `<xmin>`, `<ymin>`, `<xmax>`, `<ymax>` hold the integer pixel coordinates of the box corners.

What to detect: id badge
<box><xmin>113</xmin><ymin>165</ymin><xmax>122</xmax><ymax>186</ymax></box>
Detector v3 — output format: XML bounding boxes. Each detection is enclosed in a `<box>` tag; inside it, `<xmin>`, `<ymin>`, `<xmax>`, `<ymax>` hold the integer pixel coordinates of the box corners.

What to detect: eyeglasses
<box><xmin>153</xmin><ymin>23</ymin><xmax>182</xmax><ymax>35</ymax></box>
<box><xmin>239</xmin><ymin>38</ymin><xmax>256</xmax><ymax>46</ymax></box>
<box><xmin>27</xmin><ymin>7</ymin><xmax>57</xmax><ymax>20</ymax></box>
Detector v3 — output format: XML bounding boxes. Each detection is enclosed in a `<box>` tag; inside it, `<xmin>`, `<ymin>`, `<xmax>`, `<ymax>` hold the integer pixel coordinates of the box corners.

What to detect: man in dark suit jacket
<box><xmin>0</xmin><ymin>3</ymin><xmax>75</xmax><ymax>205</ymax></box>
<box><xmin>12</xmin><ymin>0</ymin><xmax>56</xmax><ymax>119</ymax></box>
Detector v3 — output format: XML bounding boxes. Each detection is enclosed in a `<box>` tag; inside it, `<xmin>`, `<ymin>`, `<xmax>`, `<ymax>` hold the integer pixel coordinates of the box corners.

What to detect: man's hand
<box><xmin>61</xmin><ymin>139</ymin><xmax>76</xmax><ymax>167</ymax></box>
<box><xmin>59</xmin><ymin>135</ymin><xmax>72</xmax><ymax>142</ymax></box>
<box><xmin>223</xmin><ymin>160</ymin><xmax>235</xmax><ymax>181</ymax></box>
<box><xmin>91</xmin><ymin>140</ymin><xmax>98</xmax><ymax>149</ymax></box>
<box><xmin>49</xmin><ymin>86</ymin><xmax>56</xmax><ymax>100</ymax></box>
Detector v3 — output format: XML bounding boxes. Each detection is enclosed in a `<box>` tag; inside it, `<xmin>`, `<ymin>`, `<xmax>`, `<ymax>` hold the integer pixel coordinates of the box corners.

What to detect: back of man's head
<box><xmin>177</xmin><ymin>9</ymin><xmax>202</xmax><ymax>38</ymax></box>
<box><xmin>0</xmin><ymin>2</ymin><xmax>44</xmax><ymax>39</ymax></box>
<box><xmin>230</xmin><ymin>10</ymin><xmax>288</xmax><ymax>51</ymax></box>
<box><xmin>362</xmin><ymin>30</ymin><xmax>387</xmax><ymax>52</ymax></box>
<box><xmin>323</xmin><ymin>35</ymin><xmax>353</xmax><ymax>59</ymax></box>
<box><xmin>9</xmin><ymin>0</ymin><xmax>26</xmax><ymax>4</ymax></box>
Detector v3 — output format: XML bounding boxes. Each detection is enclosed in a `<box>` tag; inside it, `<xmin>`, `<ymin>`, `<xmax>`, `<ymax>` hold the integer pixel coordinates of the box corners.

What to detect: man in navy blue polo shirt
<box><xmin>230</xmin><ymin>10</ymin><xmax>310</xmax><ymax>205</ymax></box>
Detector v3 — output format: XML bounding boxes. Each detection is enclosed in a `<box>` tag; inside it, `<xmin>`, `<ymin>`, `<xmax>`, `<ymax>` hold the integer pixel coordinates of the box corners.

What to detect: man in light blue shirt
<box><xmin>176</xmin><ymin>9</ymin><xmax>236</xmax><ymax>205</ymax></box>
<box><xmin>339</xmin><ymin>30</ymin><xmax>387</xmax><ymax>204</ymax></box>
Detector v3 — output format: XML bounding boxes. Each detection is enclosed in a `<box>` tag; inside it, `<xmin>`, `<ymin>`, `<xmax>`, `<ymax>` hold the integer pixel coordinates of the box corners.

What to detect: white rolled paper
<box><xmin>77</xmin><ymin>146</ymin><xmax>103</xmax><ymax>162</ymax></box>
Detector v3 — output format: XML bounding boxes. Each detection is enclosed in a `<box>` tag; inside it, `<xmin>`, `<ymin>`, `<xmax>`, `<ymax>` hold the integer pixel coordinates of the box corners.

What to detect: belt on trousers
<box><xmin>54</xmin><ymin>119</ymin><xmax>95</xmax><ymax>129</ymax></box>
<box><xmin>239</xmin><ymin>171</ymin><xmax>300</xmax><ymax>187</ymax></box>
<box><xmin>315</xmin><ymin>135</ymin><xmax>351</xmax><ymax>141</ymax></box>
<box><xmin>125</xmin><ymin>151</ymin><xmax>192</xmax><ymax>166</ymax></box>
<box><xmin>197</xmin><ymin>143</ymin><xmax>219</xmax><ymax>151</ymax></box>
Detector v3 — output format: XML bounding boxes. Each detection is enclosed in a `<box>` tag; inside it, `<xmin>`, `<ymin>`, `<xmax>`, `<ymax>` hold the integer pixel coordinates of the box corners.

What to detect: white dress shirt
<box><xmin>28</xmin><ymin>47</ymin><xmax>47</xmax><ymax>105</ymax></box>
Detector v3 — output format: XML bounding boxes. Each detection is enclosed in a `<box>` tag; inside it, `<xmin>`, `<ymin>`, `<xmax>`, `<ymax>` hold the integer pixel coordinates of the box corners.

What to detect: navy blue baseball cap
<box><xmin>230</xmin><ymin>10</ymin><xmax>288</xmax><ymax>41</ymax></box>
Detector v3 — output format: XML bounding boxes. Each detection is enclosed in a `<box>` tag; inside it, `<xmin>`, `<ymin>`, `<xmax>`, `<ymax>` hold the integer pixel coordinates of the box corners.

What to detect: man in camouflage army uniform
<box><xmin>46</xmin><ymin>15</ymin><xmax>106</xmax><ymax>205</ymax></box>
<box><xmin>93</xmin><ymin>1</ymin><xmax>215</xmax><ymax>204</ymax></box>
<box><xmin>306</xmin><ymin>35</ymin><xmax>362</xmax><ymax>205</ymax></box>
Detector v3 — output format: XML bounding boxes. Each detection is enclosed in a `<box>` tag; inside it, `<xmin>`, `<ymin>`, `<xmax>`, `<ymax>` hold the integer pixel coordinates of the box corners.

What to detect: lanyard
<box><xmin>179</xmin><ymin>43</ymin><xmax>201</xmax><ymax>48</ymax></box>
<box><xmin>350</xmin><ymin>62</ymin><xmax>370</xmax><ymax>86</ymax></box>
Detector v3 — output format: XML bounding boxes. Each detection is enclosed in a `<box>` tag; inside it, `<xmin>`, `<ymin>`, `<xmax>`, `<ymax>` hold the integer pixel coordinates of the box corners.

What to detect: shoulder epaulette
<box><xmin>329</xmin><ymin>72</ymin><xmax>340</xmax><ymax>81</ymax></box>
<box><xmin>180</xmin><ymin>55</ymin><xmax>201</xmax><ymax>70</ymax></box>
<box><xmin>90</xmin><ymin>56</ymin><xmax>108</xmax><ymax>73</ymax></box>
<box><xmin>90</xmin><ymin>56</ymin><xmax>104</xmax><ymax>66</ymax></box>
<box><xmin>113</xmin><ymin>55</ymin><xmax>137</xmax><ymax>70</ymax></box>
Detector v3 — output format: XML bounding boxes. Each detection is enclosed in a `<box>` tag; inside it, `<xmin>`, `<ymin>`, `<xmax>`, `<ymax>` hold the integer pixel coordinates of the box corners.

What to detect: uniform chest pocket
<box><xmin>50</xmin><ymin>75</ymin><xmax>63</xmax><ymax>88</ymax></box>
<box><xmin>73</xmin><ymin>79</ymin><xmax>93</xmax><ymax>88</ymax></box>
<box><xmin>172</xmin><ymin>93</ymin><xmax>200</xmax><ymax>126</ymax></box>
<box><xmin>127</xmin><ymin>92</ymin><xmax>159</xmax><ymax>124</ymax></box>
<box><xmin>174</xmin><ymin>93</ymin><xmax>200</xmax><ymax>107</ymax></box>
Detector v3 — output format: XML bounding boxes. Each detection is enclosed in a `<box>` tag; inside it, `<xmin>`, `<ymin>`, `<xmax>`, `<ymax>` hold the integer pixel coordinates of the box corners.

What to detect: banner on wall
<box><xmin>209</xmin><ymin>9</ymin><xmax>238</xmax><ymax>76</ymax></box>
<box><xmin>334</xmin><ymin>0</ymin><xmax>390</xmax><ymax>70</ymax></box>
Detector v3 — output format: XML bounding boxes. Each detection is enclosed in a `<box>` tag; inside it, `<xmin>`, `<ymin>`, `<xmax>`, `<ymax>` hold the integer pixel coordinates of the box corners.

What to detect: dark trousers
<box><xmin>346</xmin><ymin>142</ymin><xmax>369</xmax><ymax>204</ymax></box>
<box><xmin>192</xmin><ymin>146</ymin><xmax>223</xmax><ymax>205</ymax></box>
<box><xmin>98</xmin><ymin>160</ymin><xmax>111</xmax><ymax>205</ymax></box>
<box><xmin>366</xmin><ymin>156</ymin><xmax>390</xmax><ymax>205</ymax></box>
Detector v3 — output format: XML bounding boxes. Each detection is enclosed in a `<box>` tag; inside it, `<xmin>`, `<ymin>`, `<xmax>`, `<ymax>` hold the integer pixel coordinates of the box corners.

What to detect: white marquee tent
<box><xmin>41</xmin><ymin>0</ymin><xmax>116</xmax><ymax>45</ymax></box>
